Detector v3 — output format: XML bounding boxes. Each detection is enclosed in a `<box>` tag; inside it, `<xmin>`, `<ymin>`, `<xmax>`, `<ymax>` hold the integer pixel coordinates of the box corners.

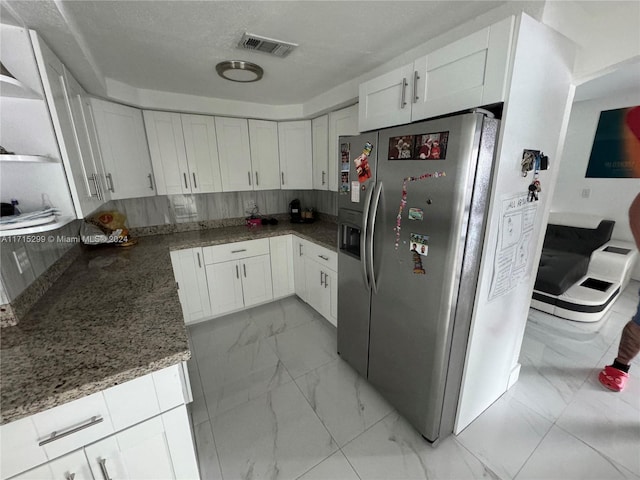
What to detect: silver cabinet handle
<box><xmin>255</xmin><ymin>171</ymin><xmax>259</xmax><ymax>186</ymax></box>
<box><xmin>197</xmin><ymin>252</ymin><xmax>201</xmax><ymax>268</ymax></box>
<box><xmin>324</xmin><ymin>272</ymin><xmax>329</xmax><ymax>288</ymax></box>
<box><xmin>148</xmin><ymin>173</ymin><xmax>154</xmax><ymax>190</ymax></box>
<box><xmin>98</xmin><ymin>459</ymin><xmax>112</xmax><ymax>480</ymax></box>
<box><xmin>89</xmin><ymin>174</ymin><xmax>100</xmax><ymax>199</ymax></box>
<box><xmin>106</xmin><ymin>173</ymin><xmax>115</xmax><ymax>192</ymax></box>
<box><xmin>400</xmin><ymin>77</ymin><xmax>408</xmax><ymax>109</ymax></box>
<box><xmin>299</xmin><ymin>244</ymin><xmax>303</xmax><ymax>257</ymax></box>
<box><xmin>38</xmin><ymin>416</ymin><xmax>103</xmax><ymax>446</ymax></box>
<box><xmin>192</xmin><ymin>172</ymin><xmax>197</xmax><ymax>189</ymax></box>
<box><xmin>183</xmin><ymin>172</ymin><xmax>188</xmax><ymax>189</ymax></box>
<box><xmin>231</xmin><ymin>249</ymin><xmax>247</xmax><ymax>254</ymax></box>
<box><xmin>281</xmin><ymin>172</ymin><xmax>285</xmax><ymax>185</ymax></box>
<box><xmin>236</xmin><ymin>265</ymin><xmax>239</xmax><ymax>279</ymax></box>
<box><xmin>243</xmin><ymin>263</ymin><xmax>247</xmax><ymax>277</ymax></box>
<box><xmin>318</xmin><ymin>255</ymin><xmax>329</xmax><ymax>261</ymax></box>
<box><xmin>413</xmin><ymin>70</ymin><xmax>420</xmax><ymax>103</ymax></box>
<box><xmin>322</xmin><ymin>171</ymin><xmax>325</xmax><ymax>185</ymax></box>
<box><xmin>65</xmin><ymin>473</ymin><xmax>75</xmax><ymax>480</ymax></box>
<box><xmin>248</xmin><ymin>171</ymin><xmax>252</xmax><ymax>186</ymax></box>
<box><xmin>95</xmin><ymin>174</ymin><xmax>104</xmax><ymax>201</ymax></box>
<box><xmin>320</xmin><ymin>270</ymin><xmax>324</xmax><ymax>287</ymax></box>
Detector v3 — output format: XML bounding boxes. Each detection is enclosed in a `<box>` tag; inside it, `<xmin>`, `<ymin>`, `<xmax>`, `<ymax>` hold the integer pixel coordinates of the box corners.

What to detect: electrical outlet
<box><xmin>13</xmin><ymin>247</ymin><xmax>31</xmax><ymax>275</ymax></box>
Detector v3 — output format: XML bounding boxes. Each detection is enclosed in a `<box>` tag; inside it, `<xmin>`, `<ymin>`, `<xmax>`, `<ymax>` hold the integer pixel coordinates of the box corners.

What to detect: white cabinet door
<box><xmin>30</xmin><ymin>33</ymin><xmax>87</xmax><ymax>218</ymax></box>
<box><xmin>170</xmin><ymin>248</ymin><xmax>211</xmax><ymax>325</ymax></box>
<box><xmin>326</xmin><ymin>267</ymin><xmax>338</xmax><ymax>327</ymax></box>
<box><xmin>328</xmin><ymin>104</ymin><xmax>359</xmax><ymax>192</ymax></box>
<box><xmin>85</xmin><ymin>416</ymin><xmax>174</xmax><ymax>480</ymax></box>
<box><xmin>278</xmin><ymin>120</ymin><xmax>312</xmax><ymax>190</ymax></box>
<box><xmin>159</xmin><ymin>406</ymin><xmax>199</xmax><ymax>479</ymax></box>
<box><xmin>312</xmin><ymin>115</ymin><xmax>329</xmax><ymax>190</ymax></box>
<box><xmin>90</xmin><ymin>99</ymin><xmax>156</xmax><ymax>199</ymax></box>
<box><xmin>241</xmin><ymin>254</ymin><xmax>273</xmax><ymax>308</ymax></box>
<box><xmin>206</xmin><ymin>261</ymin><xmax>244</xmax><ymax>316</ymax></box>
<box><xmin>292</xmin><ymin>237</ymin><xmax>308</xmax><ymax>302</ymax></box>
<box><xmin>304</xmin><ymin>258</ymin><xmax>331</xmax><ymax>321</ymax></box>
<box><xmin>181</xmin><ymin>114</ymin><xmax>223</xmax><ymax>194</ymax></box>
<box><xmin>143</xmin><ymin>111</ymin><xmax>190</xmax><ymax>195</ymax></box>
<box><xmin>248</xmin><ymin>119</ymin><xmax>280</xmax><ymax>190</ymax></box>
<box><xmin>81</xmin><ymin>95</ymin><xmax>111</xmax><ymax>204</ymax></box>
<box><xmin>358</xmin><ymin>63</ymin><xmax>414</xmax><ymax>132</ymax></box>
<box><xmin>411</xmin><ymin>17</ymin><xmax>514</xmax><ymax>122</ymax></box>
<box><xmin>63</xmin><ymin>71</ymin><xmax>107</xmax><ymax>214</ymax></box>
<box><xmin>9</xmin><ymin>449</ymin><xmax>92</xmax><ymax>480</ymax></box>
<box><xmin>269</xmin><ymin>236</ymin><xmax>294</xmax><ymax>299</ymax></box>
<box><xmin>215</xmin><ymin>117</ymin><xmax>253</xmax><ymax>192</ymax></box>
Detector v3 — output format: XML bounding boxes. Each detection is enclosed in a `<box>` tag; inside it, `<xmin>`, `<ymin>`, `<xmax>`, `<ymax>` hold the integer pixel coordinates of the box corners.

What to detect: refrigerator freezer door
<box><xmin>337</xmin><ymin>132</ymin><xmax>378</xmax><ymax>212</ymax></box>
<box><xmin>367</xmin><ymin>113</ymin><xmax>488</xmax><ymax>442</ymax></box>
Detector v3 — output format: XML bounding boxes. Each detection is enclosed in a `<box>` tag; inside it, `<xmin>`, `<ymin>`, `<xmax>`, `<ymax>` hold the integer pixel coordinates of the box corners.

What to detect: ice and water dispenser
<box><xmin>339</xmin><ymin>208</ymin><xmax>362</xmax><ymax>259</ymax></box>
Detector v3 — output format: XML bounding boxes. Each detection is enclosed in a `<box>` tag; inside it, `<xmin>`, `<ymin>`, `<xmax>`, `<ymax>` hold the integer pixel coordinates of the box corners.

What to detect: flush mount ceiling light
<box><xmin>216</xmin><ymin>60</ymin><xmax>264</xmax><ymax>83</ymax></box>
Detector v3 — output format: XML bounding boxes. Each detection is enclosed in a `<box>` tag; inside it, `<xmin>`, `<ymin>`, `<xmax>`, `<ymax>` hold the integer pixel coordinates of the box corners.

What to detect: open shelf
<box><xmin>0</xmin><ymin>154</ymin><xmax>58</xmax><ymax>163</ymax></box>
<box><xmin>1</xmin><ymin>74</ymin><xmax>41</xmax><ymax>99</ymax></box>
<box><xmin>0</xmin><ymin>215</ymin><xmax>75</xmax><ymax>237</ymax></box>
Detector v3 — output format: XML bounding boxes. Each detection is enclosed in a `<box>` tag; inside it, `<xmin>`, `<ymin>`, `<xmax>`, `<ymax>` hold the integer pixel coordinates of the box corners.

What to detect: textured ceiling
<box><xmin>12</xmin><ymin>0</ymin><xmax>506</xmax><ymax>105</ymax></box>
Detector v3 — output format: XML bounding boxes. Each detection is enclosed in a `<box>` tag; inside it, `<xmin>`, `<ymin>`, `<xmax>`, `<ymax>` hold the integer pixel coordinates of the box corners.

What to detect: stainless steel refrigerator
<box><xmin>337</xmin><ymin>111</ymin><xmax>499</xmax><ymax>444</ymax></box>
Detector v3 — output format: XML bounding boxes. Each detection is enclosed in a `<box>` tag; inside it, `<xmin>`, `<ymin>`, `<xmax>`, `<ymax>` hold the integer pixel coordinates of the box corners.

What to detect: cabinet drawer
<box><xmin>303</xmin><ymin>241</ymin><xmax>337</xmax><ymax>271</ymax></box>
<box><xmin>203</xmin><ymin>238</ymin><xmax>270</xmax><ymax>264</ymax></box>
<box><xmin>31</xmin><ymin>391</ymin><xmax>115</xmax><ymax>462</ymax></box>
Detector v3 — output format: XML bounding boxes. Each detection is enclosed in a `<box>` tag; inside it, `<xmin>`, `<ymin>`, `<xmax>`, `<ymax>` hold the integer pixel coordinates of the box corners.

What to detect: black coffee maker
<box><xmin>289</xmin><ymin>199</ymin><xmax>302</xmax><ymax>223</ymax></box>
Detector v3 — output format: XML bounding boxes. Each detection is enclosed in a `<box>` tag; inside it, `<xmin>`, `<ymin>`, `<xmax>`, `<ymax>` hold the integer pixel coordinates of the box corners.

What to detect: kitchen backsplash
<box><xmin>105</xmin><ymin>190</ymin><xmax>338</xmax><ymax>229</ymax></box>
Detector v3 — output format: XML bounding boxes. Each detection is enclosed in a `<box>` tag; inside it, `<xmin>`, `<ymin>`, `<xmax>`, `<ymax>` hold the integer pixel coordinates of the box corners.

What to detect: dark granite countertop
<box><xmin>0</xmin><ymin>221</ymin><xmax>337</xmax><ymax>424</ymax></box>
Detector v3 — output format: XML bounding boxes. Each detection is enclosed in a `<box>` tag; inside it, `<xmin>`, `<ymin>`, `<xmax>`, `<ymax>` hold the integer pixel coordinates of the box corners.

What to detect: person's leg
<box><xmin>599</xmin><ymin>289</ymin><xmax>640</xmax><ymax>391</ymax></box>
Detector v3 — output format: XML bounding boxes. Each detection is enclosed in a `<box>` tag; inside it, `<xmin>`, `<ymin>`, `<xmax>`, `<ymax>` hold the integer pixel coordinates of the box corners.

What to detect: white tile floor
<box><xmin>186</xmin><ymin>281</ymin><xmax>640</xmax><ymax>480</ymax></box>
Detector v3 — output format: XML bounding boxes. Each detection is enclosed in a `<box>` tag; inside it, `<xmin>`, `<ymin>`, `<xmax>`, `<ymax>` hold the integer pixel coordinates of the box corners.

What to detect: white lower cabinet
<box><xmin>2</xmin><ymin>364</ymin><xmax>198</xmax><ymax>480</ymax></box>
<box><xmin>170</xmin><ymin>248</ymin><xmax>211</xmax><ymax>325</ymax></box>
<box><xmin>269</xmin><ymin>236</ymin><xmax>294</xmax><ymax>299</ymax></box>
<box><xmin>205</xmin><ymin>253</ymin><xmax>273</xmax><ymax>316</ymax></box>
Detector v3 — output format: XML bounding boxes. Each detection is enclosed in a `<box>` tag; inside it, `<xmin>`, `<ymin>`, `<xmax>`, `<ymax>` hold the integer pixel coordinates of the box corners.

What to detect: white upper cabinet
<box><xmin>328</xmin><ymin>104</ymin><xmax>359</xmax><ymax>192</ymax></box>
<box><xmin>144</xmin><ymin>111</ymin><xmax>222</xmax><ymax>195</ymax></box>
<box><xmin>411</xmin><ymin>16</ymin><xmax>514</xmax><ymax>122</ymax></box>
<box><xmin>278</xmin><ymin>120</ymin><xmax>312</xmax><ymax>190</ymax></box>
<box><xmin>215</xmin><ymin>117</ymin><xmax>253</xmax><ymax>192</ymax></box>
<box><xmin>30</xmin><ymin>32</ymin><xmax>97</xmax><ymax>218</ymax></box>
<box><xmin>181</xmin><ymin>114</ymin><xmax>223</xmax><ymax>194</ymax></box>
<box><xmin>144</xmin><ymin>111</ymin><xmax>190</xmax><ymax>195</ymax></box>
<box><xmin>358</xmin><ymin>63</ymin><xmax>414</xmax><ymax>132</ymax></box>
<box><xmin>248</xmin><ymin>119</ymin><xmax>280</xmax><ymax>190</ymax></box>
<box><xmin>312</xmin><ymin>115</ymin><xmax>329</xmax><ymax>190</ymax></box>
<box><xmin>90</xmin><ymin>98</ymin><xmax>156</xmax><ymax>199</ymax></box>
<box><xmin>358</xmin><ymin>16</ymin><xmax>514</xmax><ymax>131</ymax></box>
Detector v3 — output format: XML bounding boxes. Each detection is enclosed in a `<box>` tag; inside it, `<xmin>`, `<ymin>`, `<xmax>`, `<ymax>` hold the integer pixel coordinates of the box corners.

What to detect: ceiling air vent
<box><xmin>238</xmin><ymin>33</ymin><xmax>298</xmax><ymax>58</ymax></box>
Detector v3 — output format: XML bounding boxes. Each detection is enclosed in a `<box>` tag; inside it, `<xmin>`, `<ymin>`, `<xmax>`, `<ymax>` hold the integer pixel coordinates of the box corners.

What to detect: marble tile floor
<box><xmin>186</xmin><ymin>281</ymin><xmax>640</xmax><ymax>480</ymax></box>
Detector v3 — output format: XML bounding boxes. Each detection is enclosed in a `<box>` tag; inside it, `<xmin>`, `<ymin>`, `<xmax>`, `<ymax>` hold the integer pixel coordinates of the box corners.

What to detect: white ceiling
<box><xmin>7</xmin><ymin>0</ymin><xmax>508</xmax><ymax>105</ymax></box>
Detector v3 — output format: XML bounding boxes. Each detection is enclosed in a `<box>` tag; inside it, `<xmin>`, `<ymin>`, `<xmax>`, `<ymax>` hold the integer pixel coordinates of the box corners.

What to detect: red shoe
<box><xmin>598</xmin><ymin>365</ymin><xmax>629</xmax><ymax>392</ymax></box>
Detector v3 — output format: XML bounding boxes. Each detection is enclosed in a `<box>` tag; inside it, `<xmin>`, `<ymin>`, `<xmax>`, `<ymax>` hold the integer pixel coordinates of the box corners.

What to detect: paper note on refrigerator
<box><xmin>351</xmin><ymin>181</ymin><xmax>360</xmax><ymax>203</ymax></box>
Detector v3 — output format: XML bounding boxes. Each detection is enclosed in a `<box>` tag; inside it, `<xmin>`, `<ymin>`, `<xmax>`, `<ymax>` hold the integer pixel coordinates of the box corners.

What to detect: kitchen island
<box><xmin>0</xmin><ymin>220</ymin><xmax>337</xmax><ymax>425</ymax></box>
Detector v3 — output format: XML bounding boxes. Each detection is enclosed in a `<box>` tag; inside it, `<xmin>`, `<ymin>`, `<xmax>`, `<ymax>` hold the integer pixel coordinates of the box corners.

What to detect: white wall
<box><xmin>552</xmin><ymin>89</ymin><xmax>640</xmax><ymax>279</ymax></box>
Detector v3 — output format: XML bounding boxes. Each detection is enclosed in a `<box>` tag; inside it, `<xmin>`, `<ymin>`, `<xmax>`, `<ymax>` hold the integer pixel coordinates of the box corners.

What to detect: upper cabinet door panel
<box><xmin>215</xmin><ymin>117</ymin><xmax>253</xmax><ymax>192</ymax></box>
<box><xmin>278</xmin><ymin>120</ymin><xmax>312</xmax><ymax>190</ymax></box>
<box><xmin>248</xmin><ymin>119</ymin><xmax>280</xmax><ymax>190</ymax></box>
<box><xmin>312</xmin><ymin>115</ymin><xmax>329</xmax><ymax>191</ymax></box>
<box><xmin>90</xmin><ymin>99</ymin><xmax>156</xmax><ymax>199</ymax></box>
<box><xmin>143</xmin><ymin>111</ymin><xmax>189</xmax><ymax>195</ymax></box>
<box><xmin>181</xmin><ymin>114</ymin><xmax>223</xmax><ymax>194</ymax></box>
<box><xmin>411</xmin><ymin>16</ymin><xmax>513</xmax><ymax>122</ymax></box>
<box><xmin>358</xmin><ymin>63</ymin><xmax>414</xmax><ymax>132</ymax></box>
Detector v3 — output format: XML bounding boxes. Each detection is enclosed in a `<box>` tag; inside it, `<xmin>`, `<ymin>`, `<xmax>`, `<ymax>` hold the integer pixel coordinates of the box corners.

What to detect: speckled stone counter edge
<box><xmin>1</xmin><ymin>352</ymin><xmax>190</xmax><ymax>425</ymax></box>
<box><xmin>0</xmin><ymin>245</ymin><xmax>83</xmax><ymax>328</ymax></box>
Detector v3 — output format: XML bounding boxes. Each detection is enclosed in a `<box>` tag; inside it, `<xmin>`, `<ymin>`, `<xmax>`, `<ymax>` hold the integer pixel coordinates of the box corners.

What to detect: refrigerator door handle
<box><xmin>368</xmin><ymin>181</ymin><xmax>383</xmax><ymax>294</ymax></box>
<box><xmin>361</xmin><ymin>184</ymin><xmax>375</xmax><ymax>290</ymax></box>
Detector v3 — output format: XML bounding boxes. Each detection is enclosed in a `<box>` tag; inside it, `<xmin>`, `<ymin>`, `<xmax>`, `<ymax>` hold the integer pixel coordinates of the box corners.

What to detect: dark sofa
<box><xmin>534</xmin><ymin>220</ymin><xmax>615</xmax><ymax>296</ymax></box>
